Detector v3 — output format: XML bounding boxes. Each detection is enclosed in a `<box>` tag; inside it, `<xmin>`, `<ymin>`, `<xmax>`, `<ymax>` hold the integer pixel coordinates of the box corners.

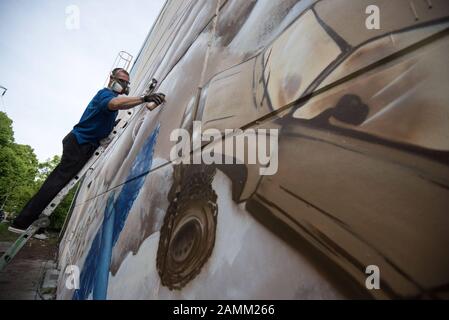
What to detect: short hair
<box><xmin>111</xmin><ymin>68</ymin><xmax>129</xmax><ymax>77</ymax></box>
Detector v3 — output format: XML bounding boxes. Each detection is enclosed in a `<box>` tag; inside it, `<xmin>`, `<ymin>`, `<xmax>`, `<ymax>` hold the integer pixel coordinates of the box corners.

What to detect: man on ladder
<box><xmin>8</xmin><ymin>68</ymin><xmax>165</xmax><ymax>237</ymax></box>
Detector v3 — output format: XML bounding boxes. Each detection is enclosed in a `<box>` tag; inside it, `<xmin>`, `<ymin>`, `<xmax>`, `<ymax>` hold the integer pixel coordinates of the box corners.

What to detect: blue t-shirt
<box><xmin>72</xmin><ymin>88</ymin><xmax>118</xmax><ymax>146</ymax></box>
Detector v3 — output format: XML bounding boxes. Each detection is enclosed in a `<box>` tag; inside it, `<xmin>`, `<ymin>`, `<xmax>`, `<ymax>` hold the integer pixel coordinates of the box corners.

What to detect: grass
<box><xmin>0</xmin><ymin>222</ymin><xmax>19</xmax><ymax>242</ymax></box>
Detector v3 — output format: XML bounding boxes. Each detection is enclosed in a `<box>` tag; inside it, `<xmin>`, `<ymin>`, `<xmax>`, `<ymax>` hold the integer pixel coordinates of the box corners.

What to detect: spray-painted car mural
<box><xmin>57</xmin><ymin>0</ymin><xmax>449</xmax><ymax>299</ymax></box>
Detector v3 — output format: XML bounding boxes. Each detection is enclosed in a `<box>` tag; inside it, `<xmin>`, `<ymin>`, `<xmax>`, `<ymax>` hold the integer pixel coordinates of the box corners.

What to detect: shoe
<box><xmin>8</xmin><ymin>224</ymin><xmax>27</xmax><ymax>234</ymax></box>
<box><xmin>8</xmin><ymin>223</ymin><xmax>47</xmax><ymax>240</ymax></box>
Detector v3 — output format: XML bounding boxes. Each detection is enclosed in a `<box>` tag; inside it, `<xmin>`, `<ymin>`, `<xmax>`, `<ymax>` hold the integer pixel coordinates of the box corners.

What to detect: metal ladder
<box><xmin>0</xmin><ymin>75</ymin><xmax>159</xmax><ymax>273</ymax></box>
<box><xmin>0</xmin><ymin>141</ymin><xmax>108</xmax><ymax>272</ymax></box>
<box><xmin>0</xmin><ymin>51</ymin><xmax>139</xmax><ymax>272</ymax></box>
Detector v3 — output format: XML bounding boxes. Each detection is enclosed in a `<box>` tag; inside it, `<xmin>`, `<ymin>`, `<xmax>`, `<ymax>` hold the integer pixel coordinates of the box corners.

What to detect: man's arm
<box><xmin>108</xmin><ymin>93</ymin><xmax>166</xmax><ymax>111</ymax></box>
<box><xmin>108</xmin><ymin>96</ymin><xmax>143</xmax><ymax>111</ymax></box>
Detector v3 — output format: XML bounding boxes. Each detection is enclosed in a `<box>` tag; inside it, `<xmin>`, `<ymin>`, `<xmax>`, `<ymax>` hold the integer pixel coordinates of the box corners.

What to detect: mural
<box><xmin>57</xmin><ymin>0</ymin><xmax>449</xmax><ymax>299</ymax></box>
<box><xmin>73</xmin><ymin>125</ymin><xmax>160</xmax><ymax>300</ymax></box>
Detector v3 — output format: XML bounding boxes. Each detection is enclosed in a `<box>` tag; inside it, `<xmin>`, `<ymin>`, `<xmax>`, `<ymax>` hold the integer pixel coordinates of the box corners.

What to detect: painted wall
<box><xmin>57</xmin><ymin>0</ymin><xmax>449</xmax><ymax>299</ymax></box>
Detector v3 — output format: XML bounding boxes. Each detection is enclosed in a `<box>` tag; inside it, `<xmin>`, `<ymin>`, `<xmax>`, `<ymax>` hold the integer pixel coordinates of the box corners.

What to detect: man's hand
<box><xmin>143</xmin><ymin>93</ymin><xmax>166</xmax><ymax>111</ymax></box>
<box><xmin>143</xmin><ymin>93</ymin><xmax>165</xmax><ymax>105</ymax></box>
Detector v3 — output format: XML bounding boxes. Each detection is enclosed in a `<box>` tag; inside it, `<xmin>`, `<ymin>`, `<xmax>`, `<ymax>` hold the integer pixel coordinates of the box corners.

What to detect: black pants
<box><xmin>14</xmin><ymin>133</ymin><xmax>96</xmax><ymax>228</ymax></box>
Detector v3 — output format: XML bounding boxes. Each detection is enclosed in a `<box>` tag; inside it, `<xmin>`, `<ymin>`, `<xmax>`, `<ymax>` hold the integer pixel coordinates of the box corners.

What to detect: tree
<box><xmin>34</xmin><ymin>155</ymin><xmax>76</xmax><ymax>230</ymax></box>
<box><xmin>0</xmin><ymin>111</ymin><xmax>17</xmax><ymax>203</ymax></box>
<box><xmin>0</xmin><ymin>112</ymin><xmax>74</xmax><ymax>230</ymax></box>
<box><xmin>0</xmin><ymin>112</ymin><xmax>38</xmax><ymax>212</ymax></box>
<box><xmin>0</xmin><ymin>111</ymin><xmax>14</xmax><ymax>146</ymax></box>
<box><xmin>36</xmin><ymin>155</ymin><xmax>60</xmax><ymax>182</ymax></box>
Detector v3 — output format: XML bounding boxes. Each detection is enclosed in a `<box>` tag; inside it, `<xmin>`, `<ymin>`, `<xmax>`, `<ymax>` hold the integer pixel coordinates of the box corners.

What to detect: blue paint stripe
<box><xmin>74</xmin><ymin>124</ymin><xmax>160</xmax><ymax>300</ymax></box>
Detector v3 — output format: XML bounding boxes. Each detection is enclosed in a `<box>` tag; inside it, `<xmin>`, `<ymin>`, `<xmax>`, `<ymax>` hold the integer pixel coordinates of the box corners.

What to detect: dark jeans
<box><xmin>14</xmin><ymin>132</ymin><xmax>96</xmax><ymax>228</ymax></box>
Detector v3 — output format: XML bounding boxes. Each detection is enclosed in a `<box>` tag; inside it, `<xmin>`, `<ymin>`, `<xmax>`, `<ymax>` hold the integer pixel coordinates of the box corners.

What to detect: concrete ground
<box><xmin>0</xmin><ymin>237</ymin><xmax>58</xmax><ymax>300</ymax></box>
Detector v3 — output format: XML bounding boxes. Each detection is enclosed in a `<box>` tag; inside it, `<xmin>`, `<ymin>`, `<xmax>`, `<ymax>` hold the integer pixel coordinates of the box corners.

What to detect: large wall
<box><xmin>57</xmin><ymin>0</ymin><xmax>449</xmax><ymax>299</ymax></box>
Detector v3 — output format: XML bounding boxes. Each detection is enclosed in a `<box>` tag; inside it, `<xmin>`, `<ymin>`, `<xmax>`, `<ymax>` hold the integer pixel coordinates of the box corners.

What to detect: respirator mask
<box><xmin>110</xmin><ymin>77</ymin><xmax>130</xmax><ymax>95</ymax></box>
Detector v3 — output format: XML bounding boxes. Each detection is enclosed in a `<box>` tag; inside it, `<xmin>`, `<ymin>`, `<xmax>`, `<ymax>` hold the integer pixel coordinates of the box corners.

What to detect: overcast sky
<box><xmin>0</xmin><ymin>0</ymin><xmax>165</xmax><ymax>161</ymax></box>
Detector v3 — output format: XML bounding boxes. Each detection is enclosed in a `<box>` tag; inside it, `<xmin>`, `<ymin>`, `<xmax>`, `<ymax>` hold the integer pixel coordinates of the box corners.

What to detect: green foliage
<box><xmin>0</xmin><ymin>112</ymin><xmax>74</xmax><ymax>231</ymax></box>
<box><xmin>0</xmin><ymin>111</ymin><xmax>14</xmax><ymax>146</ymax></box>
<box><xmin>34</xmin><ymin>155</ymin><xmax>77</xmax><ymax>230</ymax></box>
<box><xmin>50</xmin><ymin>185</ymin><xmax>77</xmax><ymax>230</ymax></box>
<box><xmin>36</xmin><ymin>155</ymin><xmax>60</xmax><ymax>182</ymax></box>
<box><xmin>0</xmin><ymin>112</ymin><xmax>38</xmax><ymax>213</ymax></box>
<box><xmin>0</xmin><ymin>222</ymin><xmax>18</xmax><ymax>241</ymax></box>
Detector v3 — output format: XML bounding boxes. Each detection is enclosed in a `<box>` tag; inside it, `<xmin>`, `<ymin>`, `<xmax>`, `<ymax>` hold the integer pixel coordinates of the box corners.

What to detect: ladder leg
<box><xmin>0</xmin><ymin>216</ymin><xmax>50</xmax><ymax>272</ymax></box>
